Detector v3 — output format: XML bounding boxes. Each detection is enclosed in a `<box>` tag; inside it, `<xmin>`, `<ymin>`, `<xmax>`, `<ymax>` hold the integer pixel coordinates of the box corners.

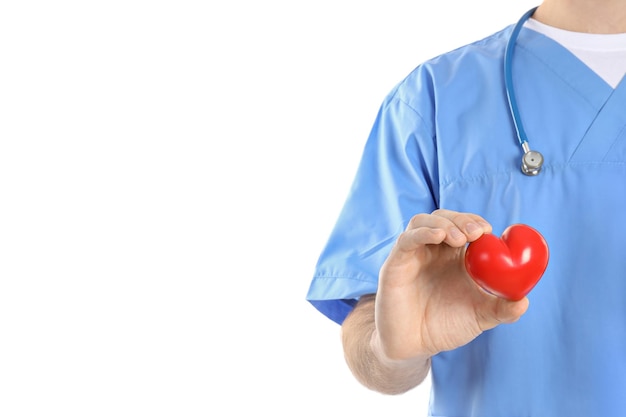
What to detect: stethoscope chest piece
<box><xmin>521</xmin><ymin>149</ymin><xmax>544</xmax><ymax>176</ymax></box>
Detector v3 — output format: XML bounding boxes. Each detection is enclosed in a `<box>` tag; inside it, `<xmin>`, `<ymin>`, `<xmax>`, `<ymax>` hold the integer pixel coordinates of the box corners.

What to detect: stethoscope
<box><xmin>505</xmin><ymin>6</ymin><xmax>544</xmax><ymax>176</ymax></box>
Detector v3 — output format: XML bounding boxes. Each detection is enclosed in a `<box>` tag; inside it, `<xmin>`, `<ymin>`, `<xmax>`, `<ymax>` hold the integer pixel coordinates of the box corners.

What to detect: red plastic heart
<box><xmin>464</xmin><ymin>224</ymin><xmax>549</xmax><ymax>301</ymax></box>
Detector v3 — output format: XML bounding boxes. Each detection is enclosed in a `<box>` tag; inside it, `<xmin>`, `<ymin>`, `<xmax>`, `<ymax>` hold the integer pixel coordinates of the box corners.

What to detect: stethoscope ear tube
<box><xmin>505</xmin><ymin>6</ymin><xmax>544</xmax><ymax>176</ymax></box>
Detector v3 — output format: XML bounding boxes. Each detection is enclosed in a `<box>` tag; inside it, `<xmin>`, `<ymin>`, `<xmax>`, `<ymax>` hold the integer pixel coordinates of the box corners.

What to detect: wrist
<box><xmin>369</xmin><ymin>328</ymin><xmax>432</xmax><ymax>394</ymax></box>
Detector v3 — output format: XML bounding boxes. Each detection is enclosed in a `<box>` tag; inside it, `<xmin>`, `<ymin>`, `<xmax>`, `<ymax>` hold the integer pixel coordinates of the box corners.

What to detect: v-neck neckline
<box><xmin>516</xmin><ymin>28</ymin><xmax>626</xmax><ymax>163</ymax></box>
<box><xmin>519</xmin><ymin>27</ymin><xmax>618</xmax><ymax>106</ymax></box>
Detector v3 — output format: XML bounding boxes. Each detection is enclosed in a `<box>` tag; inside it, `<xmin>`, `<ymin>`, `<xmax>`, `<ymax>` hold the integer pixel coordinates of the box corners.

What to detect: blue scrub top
<box><xmin>307</xmin><ymin>24</ymin><xmax>626</xmax><ymax>417</ymax></box>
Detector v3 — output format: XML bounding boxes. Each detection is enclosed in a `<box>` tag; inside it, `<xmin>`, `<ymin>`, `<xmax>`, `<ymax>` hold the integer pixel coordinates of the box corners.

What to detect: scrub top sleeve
<box><xmin>306</xmin><ymin>88</ymin><xmax>439</xmax><ymax>325</ymax></box>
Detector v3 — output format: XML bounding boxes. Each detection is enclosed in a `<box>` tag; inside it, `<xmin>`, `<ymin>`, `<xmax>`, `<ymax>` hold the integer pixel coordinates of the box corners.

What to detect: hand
<box><xmin>374</xmin><ymin>209</ymin><xmax>529</xmax><ymax>361</ymax></box>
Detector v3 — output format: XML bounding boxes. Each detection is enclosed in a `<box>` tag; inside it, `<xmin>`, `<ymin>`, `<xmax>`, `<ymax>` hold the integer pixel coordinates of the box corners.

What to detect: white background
<box><xmin>1</xmin><ymin>1</ymin><xmax>538</xmax><ymax>416</ymax></box>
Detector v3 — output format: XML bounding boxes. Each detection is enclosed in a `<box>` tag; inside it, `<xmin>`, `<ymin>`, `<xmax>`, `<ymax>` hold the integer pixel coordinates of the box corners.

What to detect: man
<box><xmin>307</xmin><ymin>1</ymin><xmax>626</xmax><ymax>415</ymax></box>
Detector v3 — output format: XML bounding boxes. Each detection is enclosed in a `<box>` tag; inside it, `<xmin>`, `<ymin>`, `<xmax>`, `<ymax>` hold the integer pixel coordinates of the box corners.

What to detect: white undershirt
<box><xmin>525</xmin><ymin>18</ymin><xmax>626</xmax><ymax>88</ymax></box>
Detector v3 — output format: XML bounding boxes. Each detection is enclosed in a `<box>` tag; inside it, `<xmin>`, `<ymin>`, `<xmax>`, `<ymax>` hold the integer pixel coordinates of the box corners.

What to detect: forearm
<box><xmin>341</xmin><ymin>294</ymin><xmax>431</xmax><ymax>395</ymax></box>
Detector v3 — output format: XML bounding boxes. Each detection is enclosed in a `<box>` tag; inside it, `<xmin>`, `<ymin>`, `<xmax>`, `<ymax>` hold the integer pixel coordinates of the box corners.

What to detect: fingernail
<box><xmin>466</xmin><ymin>223</ymin><xmax>480</xmax><ymax>234</ymax></box>
<box><xmin>478</xmin><ymin>221</ymin><xmax>491</xmax><ymax>231</ymax></box>
<box><xmin>450</xmin><ymin>227</ymin><xmax>464</xmax><ymax>239</ymax></box>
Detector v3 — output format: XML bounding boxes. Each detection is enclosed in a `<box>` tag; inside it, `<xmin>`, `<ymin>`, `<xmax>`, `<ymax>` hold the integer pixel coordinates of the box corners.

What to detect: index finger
<box><xmin>431</xmin><ymin>209</ymin><xmax>492</xmax><ymax>242</ymax></box>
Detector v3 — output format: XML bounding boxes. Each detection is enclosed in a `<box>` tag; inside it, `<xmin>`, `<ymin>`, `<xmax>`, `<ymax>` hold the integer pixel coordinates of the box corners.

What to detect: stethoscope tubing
<box><xmin>504</xmin><ymin>6</ymin><xmax>538</xmax><ymax>148</ymax></box>
<box><xmin>504</xmin><ymin>6</ymin><xmax>543</xmax><ymax>175</ymax></box>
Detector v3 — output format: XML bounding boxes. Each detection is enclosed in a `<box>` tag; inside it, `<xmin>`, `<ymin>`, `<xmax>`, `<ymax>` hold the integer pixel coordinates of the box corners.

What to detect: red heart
<box><xmin>464</xmin><ymin>224</ymin><xmax>549</xmax><ymax>301</ymax></box>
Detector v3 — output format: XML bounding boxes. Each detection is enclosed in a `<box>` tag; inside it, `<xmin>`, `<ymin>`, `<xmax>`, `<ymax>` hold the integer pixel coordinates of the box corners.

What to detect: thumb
<box><xmin>478</xmin><ymin>296</ymin><xmax>529</xmax><ymax>331</ymax></box>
